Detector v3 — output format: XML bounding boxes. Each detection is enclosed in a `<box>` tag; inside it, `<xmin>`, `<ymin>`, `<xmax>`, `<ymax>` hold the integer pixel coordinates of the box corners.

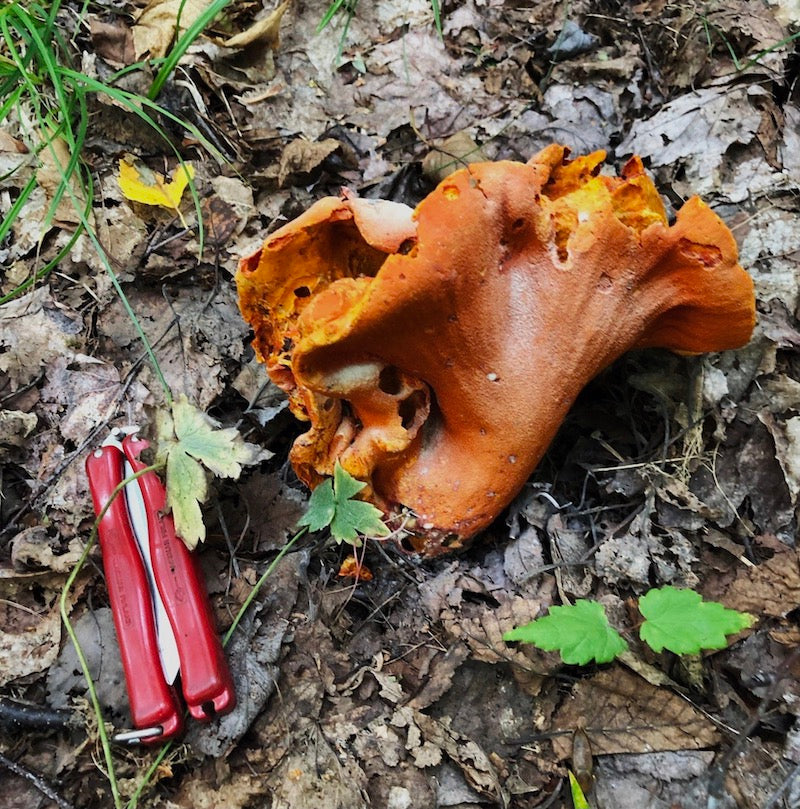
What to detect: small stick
<box><xmin>0</xmin><ymin>750</ymin><xmax>75</xmax><ymax>809</ymax></box>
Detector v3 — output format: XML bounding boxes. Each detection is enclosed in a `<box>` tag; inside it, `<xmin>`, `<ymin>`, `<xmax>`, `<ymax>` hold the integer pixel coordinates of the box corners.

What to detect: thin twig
<box><xmin>0</xmin><ymin>750</ymin><xmax>75</xmax><ymax>809</ymax></box>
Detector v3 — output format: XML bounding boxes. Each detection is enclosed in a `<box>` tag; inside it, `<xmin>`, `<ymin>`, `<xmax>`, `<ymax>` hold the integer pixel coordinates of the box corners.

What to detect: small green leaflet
<box><xmin>638</xmin><ymin>586</ymin><xmax>753</xmax><ymax>654</ymax></box>
<box><xmin>297</xmin><ymin>461</ymin><xmax>390</xmax><ymax>545</ymax></box>
<box><xmin>157</xmin><ymin>395</ymin><xmax>269</xmax><ymax>549</ymax></box>
<box><xmin>503</xmin><ymin>600</ymin><xmax>628</xmax><ymax>665</ymax></box>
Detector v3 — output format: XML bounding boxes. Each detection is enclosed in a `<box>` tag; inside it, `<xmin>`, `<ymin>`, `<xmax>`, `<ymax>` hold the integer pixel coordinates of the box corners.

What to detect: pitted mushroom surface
<box><xmin>236</xmin><ymin>146</ymin><xmax>756</xmax><ymax>555</ymax></box>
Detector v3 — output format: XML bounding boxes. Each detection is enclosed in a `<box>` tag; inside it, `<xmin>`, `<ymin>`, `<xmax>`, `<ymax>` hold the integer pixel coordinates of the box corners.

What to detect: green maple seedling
<box><xmin>504</xmin><ymin>587</ymin><xmax>753</xmax><ymax>665</ymax></box>
<box><xmin>157</xmin><ymin>395</ymin><xmax>269</xmax><ymax>548</ymax></box>
<box><xmin>503</xmin><ymin>599</ymin><xmax>628</xmax><ymax>665</ymax></box>
<box><xmin>638</xmin><ymin>586</ymin><xmax>754</xmax><ymax>654</ymax></box>
<box><xmin>297</xmin><ymin>461</ymin><xmax>390</xmax><ymax>545</ymax></box>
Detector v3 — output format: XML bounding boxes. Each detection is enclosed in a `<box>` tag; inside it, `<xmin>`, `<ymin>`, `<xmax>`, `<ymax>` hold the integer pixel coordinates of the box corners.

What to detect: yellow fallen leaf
<box><xmin>118</xmin><ymin>159</ymin><xmax>194</xmax><ymax>226</ymax></box>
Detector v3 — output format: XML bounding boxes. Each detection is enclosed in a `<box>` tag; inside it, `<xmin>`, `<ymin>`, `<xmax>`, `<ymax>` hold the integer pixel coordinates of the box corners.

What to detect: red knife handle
<box><xmin>85</xmin><ymin>446</ymin><xmax>183</xmax><ymax>742</ymax></box>
<box><xmin>122</xmin><ymin>435</ymin><xmax>236</xmax><ymax>721</ymax></box>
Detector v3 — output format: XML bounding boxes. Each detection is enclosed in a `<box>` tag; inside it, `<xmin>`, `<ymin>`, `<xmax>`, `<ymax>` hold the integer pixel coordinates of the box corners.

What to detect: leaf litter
<box><xmin>2</xmin><ymin>0</ymin><xmax>800</xmax><ymax>807</ymax></box>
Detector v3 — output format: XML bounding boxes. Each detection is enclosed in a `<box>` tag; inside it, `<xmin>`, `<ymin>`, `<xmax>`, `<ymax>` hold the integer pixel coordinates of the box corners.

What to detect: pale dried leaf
<box><xmin>132</xmin><ymin>0</ymin><xmax>212</xmax><ymax>60</ymax></box>
<box><xmin>0</xmin><ymin>287</ymin><xmax>83</xmax><ymax>389</ymax></box>
<box><xmin>0</xmin><ymin>594</ymin><xmax>63</xmax><ymax>686</ymax></box>
<box><xmin>277</xmin><ymin>138</ymin><xmax>344</xmax><ymax>188</ymax></box>
<box><xmin>0</xmin><ymin>409</ymin><xmax>36</xmax><ymax>460</ymax></box>
<box><xmin>36</xmin><ymin>134</ymin><xmax>89</xmax><ymax>228</ymax></box>
<box><xmin>222</xmin><ymin>0</ymin><xmax>289</xmax><ymax>48</ymax></box>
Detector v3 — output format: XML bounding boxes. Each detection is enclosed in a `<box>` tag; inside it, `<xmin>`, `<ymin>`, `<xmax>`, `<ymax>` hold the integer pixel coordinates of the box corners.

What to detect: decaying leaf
<box><xmin>223</xmin><ymin>0</ymin><xmax>289</xmax><ymax>49</ymax></box>
<box><xmin>11</xmin><ymin>527</ymin><xmax>84</xmax><ymax>573</ymax></box>
<box><xmin>0</xmin><ymin>287</ymin><xmax>83</xmax><ymax>389</ymax></box>
<box><xmin>46</xmin><ymin>607</ymin><xmax>127</xmax><ymax>713</ymax></box>
<box><xmin>718</xmin><ymin>540</ymin><xmax>800</xmax><ymax>618</ymax></box>
<box><xmin>118</xmin><ymin>158</ymin><xmax>194</xmax><ymax>225</ymax></box>
<box><xmin>168</xmin><ymin>771</ymin><xmax>268</xmax><ymax>809</ymax></box>
<box><xmin>156</xmin><ymin>395</ymin><xmax>268</xmax><ymax>548</ymax></box>
<box><xmin>759</xmin><ymin>412</ymin><xmax>800</xmax><ymax>505</ymax></box>
<box><xmin>0</xmin><ymin>409</ymin><xmax>37</xmax><ymax>460</ymax></box>
<box><xmin>372</xmin><ymin>668</ymin><xmax>507</xmax><ymax>801</ymax></box>
<box><xmin>551</xmin><ymin>667</ymin><xmax>720</xmax><ymax>759</ymax></box>
<box><xmin>36</xmin><ymin>133</ymin><xmax>90</xmax><ymax>229</ymax></box>
<box><xmin>277</xmin><ymin>138</ymin><xmax>348</xmax><ymax>188</ymax></box>
<box><xmin>0</xmin><ymin>589</ymin><xmax>63</xmax><ymax>686</ymax></box>
<box><xmin>421</xmin><ymin>131</ymin><xmax>486</xmax><ymax>184</ymax></box>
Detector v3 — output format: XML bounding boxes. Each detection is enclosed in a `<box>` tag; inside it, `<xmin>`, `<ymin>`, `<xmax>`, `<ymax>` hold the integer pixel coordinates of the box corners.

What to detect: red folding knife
<box><xmin>85</xmin><ymin>428</ymin><xmax>235</xmax><ymax>743</ymax></box>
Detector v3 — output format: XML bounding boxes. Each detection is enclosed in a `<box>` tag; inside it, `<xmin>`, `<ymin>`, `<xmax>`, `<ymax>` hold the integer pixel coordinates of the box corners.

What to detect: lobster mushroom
<box><xmin>236</xmin><ymin>146</ymin><xmax>756</xmax><ymax>555</ymax></box>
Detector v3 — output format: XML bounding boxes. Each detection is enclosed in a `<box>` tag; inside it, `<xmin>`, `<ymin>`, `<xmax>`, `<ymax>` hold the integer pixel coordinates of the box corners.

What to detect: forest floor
<box><xmin>1</xmin><ymin>1</ymin><xmax>800</xmax><ymax>808</ymax></box>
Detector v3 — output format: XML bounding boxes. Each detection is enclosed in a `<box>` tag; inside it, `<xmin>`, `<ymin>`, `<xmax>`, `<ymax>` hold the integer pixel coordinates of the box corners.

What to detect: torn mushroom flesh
<box><xmin>236</xmin><ymin>145</ymin><xmax>756</xmax><ymax>555</ymax></box>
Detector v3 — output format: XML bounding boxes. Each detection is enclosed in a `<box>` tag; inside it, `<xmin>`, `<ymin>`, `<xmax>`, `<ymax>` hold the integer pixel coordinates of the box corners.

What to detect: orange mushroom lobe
<box><xmin>236</xmin><ymin>146</ymin><xmax>756</xmax><ymax>556</ymax></box>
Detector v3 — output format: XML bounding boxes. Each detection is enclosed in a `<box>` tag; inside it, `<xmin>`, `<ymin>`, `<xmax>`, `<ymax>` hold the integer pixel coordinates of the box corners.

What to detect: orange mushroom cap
<box><xmin>236</xmin><ymin>145</ymin><xmax>756</xmax><ymax>555</ymax></box>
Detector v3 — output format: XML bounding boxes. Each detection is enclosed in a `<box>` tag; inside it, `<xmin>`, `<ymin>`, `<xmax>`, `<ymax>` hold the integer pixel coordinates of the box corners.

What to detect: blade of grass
<box><xmin>148</xmin><ymin>0</ymin><xmax>233</xmax><ymax>101</ymax></box>
<box><xmin>223</xmin><ymin>527</ymin><xmax>307</xmax><ymax>644</ymax></box>
<box><xmin>701</xmin><ymin>14</ymin><xmax>800</xmax><ymax>73</ymax></box>
<box><xmin>317</xmin><ymin>0</ymin><xmax>348</xmax><ymax>32</ymax></box>
<box><xmin>28</xmin><ymin>125</ymin><xmax>174</xmax><ymax>401</ymax></box>
<box><xmin>430</xmin><ymin>0</ymin><xmax>442</xmax><ymax>38</ymax></box>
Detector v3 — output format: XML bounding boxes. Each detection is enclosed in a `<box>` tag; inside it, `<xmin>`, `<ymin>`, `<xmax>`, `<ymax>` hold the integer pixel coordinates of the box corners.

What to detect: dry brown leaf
<box><xmin>277</xmin><ymin>138</ymin><xmax>344</xmax><ymax>188</ymax></box>
<box><xmin>11</xmin><ymin>527</ymin><xmax>84</xmax><ymax>573</ymax></box>
<box><xmin>89</xmin><ymin>16</ymin><xmax>136</xmax><ymax>65</ymax></box>
<box><xmin>422</xmin><ymin>131</ymin><xmax>486</xmax><ymax>184</ymax></box>
<box><xmin>759</xmin><ymin>412</ymin><xmax>800</xmax><ymax>505</ymax></box>
<box><xmin>132</xmin><ymin>0</ymin><xmax>212</xmax><ymax>60</ymax></box>
<box><xmin>169</xmin><ymin>771</ymin><xmax>268</xmax><ymax>809</ymax></box>
<box><xmin>373</xmin><ymin>669</ymin><xmax>506</xmax><ymax>801</ymax></box>
<box><xmin>0</xmin><ymin>604</ymin><xmax>62</xmax><ymax>686</ymax></box>
<box><xmin>720</xmin><ymin>542</ymin><xmax>800</xmax><ymax>618</ymax></box>
<box><xmin>223</xmin><ymin>0</ymin><xmax>289</xmax><ymax>49</ymax></box>
<box><xmin>551</xmin><ymin>667</ymin><xmax>720</xmax><ymax>759</ymax></box>
<box><xmin>268</xmin><ymin>737</ymin><xmax>367</xmax><ymax>809</ymax></box>
<box><xmin>406</xmin><ymin>643</ymin><xmax>470</xmax><ymax>711</ymax></box>
<box><xmin>442</xmin><ymin>593</ymin><xmax>555</xmax><ymax>672</ymax></box>
<box><xmin>0</xmin><ymin>409</ymin><xmax>36</xmax><ymax>461</ymax></box>
<box><xmin>0</xmin><ymin>564</ymin><xmax>85</xmax><ymax>686</ymax></box>
<box><xmin>0</xmin><ymin>287</ymin><xmax>83</xmax><ymax>389</ymax></box>
<box><xmin>39</xmin><ymin>355</ymin><xmax>131</xmax><ymax>443</ymax></box>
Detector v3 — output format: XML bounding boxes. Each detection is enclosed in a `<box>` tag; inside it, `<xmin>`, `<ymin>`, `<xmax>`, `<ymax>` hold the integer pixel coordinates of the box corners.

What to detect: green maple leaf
<box><xmin>638</xmin><ymin>587</ymin><xmax>753</xmax><ymax>655</ymax></box>
<box><xmin>157</xmin><ymin>395</ymin><xmax>269</xmax><ymax>548</ymax></box>
<box><xmin>503</xmin><ymin>600</ymin><xmax>628</xmax><ymax>665</ymax></box>
<box><xmin>297</xmin><ymin>461</ymin><xmax>389</xmax><ymax>545</ymax></box>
